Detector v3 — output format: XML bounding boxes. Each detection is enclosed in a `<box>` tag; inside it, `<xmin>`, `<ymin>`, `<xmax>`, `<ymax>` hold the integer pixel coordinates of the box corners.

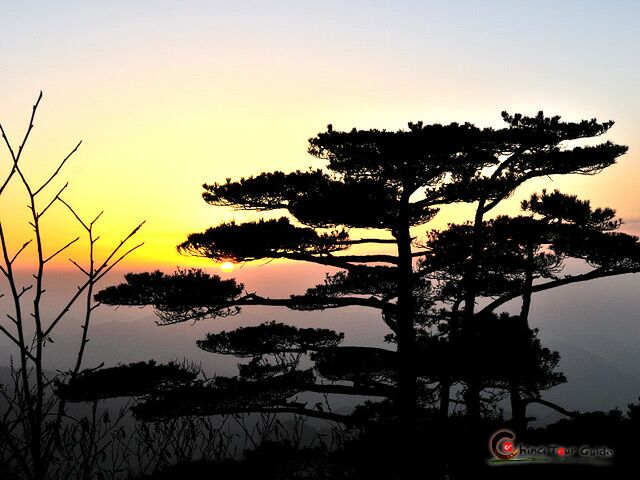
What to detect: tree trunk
<box><xmin>462</xmin><ymin>203</ymin><xmax>485</xmax><ymax>422</ymax></box>
<box><xmin>510</xmin><ymin>241</ymin><xmax>535</xmax><ymax>432</ymax></box>
<box><xmin>395</xmin><ymin>195</ymin><xmax>418</xmax><ymax>479</ymax></box>
<box><xmin>510</xmin><ymin>381</ymin><xmax>527</xmax><ymax>432</ymax></box>
<box><xmin>439</xmin><ymin>377</ymin><xmax>451</xmax><ymax>419</ymax></box>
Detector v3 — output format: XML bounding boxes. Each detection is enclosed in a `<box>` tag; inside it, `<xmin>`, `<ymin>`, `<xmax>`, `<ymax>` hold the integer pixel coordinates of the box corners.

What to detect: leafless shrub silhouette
<box><xmin>0</xmin><ymin>93</ymin><xmax>144</xmax><ymax>480</ymax></box>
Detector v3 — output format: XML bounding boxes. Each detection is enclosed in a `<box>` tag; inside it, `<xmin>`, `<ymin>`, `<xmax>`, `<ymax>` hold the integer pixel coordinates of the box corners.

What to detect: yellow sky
<box><xmin>1</xmin><ymin>2</ymin><xmax>639</xmax><ymax>274</ymax></box>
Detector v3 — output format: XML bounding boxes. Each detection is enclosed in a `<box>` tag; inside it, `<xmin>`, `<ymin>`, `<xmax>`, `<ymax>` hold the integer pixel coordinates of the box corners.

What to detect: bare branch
<box><xmin>0</xmin><ymin>91</ymin><xmax>42</xmax><ymax>202</ymax></box>
<box><xmin>44</xmin><ymin>233</ymin><xmax>144</xmax><ymax>338</ymax></box>
<box><xmin>0</xmin><ymin>122</ymin><xmax>17</xmax><ymax>163</ymax></box>
<box><xmin>68</xmin><ymin>258</ymin><xmax>90</xmax><ymax>277</ymax></box>
<box><xmin>42</xmin><ymin>279</ymin><xmax>93</xmax><ymax>339</ymax></box>
<box><xmin>0</xmin><ymin>92</ymin><xmax>43</xmax><ymax>196</ymax></box>
<box><xmin>43</xmin><ymin>236</ymin><xmax>79</xmax><ymax>263</ymax></box>
<box><xmin>10</xmin><ymin>240</ymin><xmax>33</xmax><ymax>264</ymax></box>
<box><xmin>94</xmin><ymin>221</ymin><xmax>146</xmax><ymax>274</ymax></box>
<box><xmin>34</xmin><ymin>140</ymin><xmax>82</xmax><ymax>196</ymax></box>
<box><xmin>17</xmin><ymin>285</ymin><xmax>33</xmax><ymax>299</ymax></box>
<box><xmin>90</xmin><ymin>210</ymin><xmax>104</xmax><ymax>227</ymax></box>
<box><xmin>94</xmin><ymin>242</ymin><xmax>145</xmax><ymax>283</ymax></box>
<box><xmin>57</xmin><ymin>196</ymin><xmax>88</xmax><ymax>231</ymax></box>
<box><xmin>0</xmin><ymin>163</ymin><xmax>16</xmax><ymax>197</ymax></box>
<box><xmin>37</xmin><ymin>182</ymin><xmax>68</xmax><ymax>218</ymax></box>
<box><xmin>0</xmin><ymin>324</ymin><xmax>36</xmax><ymax>362</ymax></box>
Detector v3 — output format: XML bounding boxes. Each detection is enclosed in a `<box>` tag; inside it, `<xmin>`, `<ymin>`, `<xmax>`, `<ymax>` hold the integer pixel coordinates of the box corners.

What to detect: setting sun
<box><xmin>220</xmin><ymin>261</ymin><xmax>235</xmax><ymax>273</ymax></box>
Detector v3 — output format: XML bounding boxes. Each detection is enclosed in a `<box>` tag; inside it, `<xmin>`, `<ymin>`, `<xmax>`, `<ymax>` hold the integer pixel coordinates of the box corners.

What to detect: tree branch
<box><xmin>57</xmin><ymin>197</ymin><xmax>89</xmax><ymax>231</ymax></box>
<box><xmin>43</xmin><ymin>237</ymin><xmax>79</xmax><ymax>263</ymax></box>
<box><xmin>239</xmin><ymin>293</ymin><xmax>391</xmax><ymax>311</ymax></box>
<box><xmin>0</xmin><ymin>324</ymin><xmax>36</xmax><ymax>362</ymax></box>
<box><xmin>336</xmin><ymin>238</ymin><xmax>396</xmax><ymax>246</ymax></box>
<box><xmin>68</xmin><ymin>258</ymin><xmax>89</xmax><ymax>277</ymax></box>
<box><xmin>10</xmin><ymin>240</ymin><xmax>33</xmax><ymax>265</ymax></box>
<box><xmin>304</xmin><ymin>382</ymin><xmax>395</xmax><ymax>397</ymax></box>
<box><xmin>150</xmin><ymin>404</ymin><xmax>362</xmax><ymax>426</ymax></box>
<box><xmin>0</xmin><ymin>91</ymin><xmax>42</xmax><ymax>196</ymax></box>
<box><xmin>94</xmin><ymin>221</ymin><xmax>146</xmax><ymax>274</ymax></box>
<box><xmin>285</xmin><ymin>252</ymin><xmax>397</xmax><ymax>269</ymax></box>
<box><xmin>33</xmin><ymin>141</ymin><xmax>82</xmax><ymax>196</ymax></box>
<box><xmin>37</xmin><ymin>183</ymin><xmax>68</xmax><ymax>218</ymax></box>
<box><xmin>524</xmin><ymin>398</ymin><xmax>578</xmax><ymax>418</ymax></box>
<box><xmin>93</xmin><ymin>242</ymin><xmax>145</xmax><ymax>284</ymax></box>
<box><xmin>478</xmin><ymin>267</ymin><xmax>640</xmax><ymax>315</ymax></box>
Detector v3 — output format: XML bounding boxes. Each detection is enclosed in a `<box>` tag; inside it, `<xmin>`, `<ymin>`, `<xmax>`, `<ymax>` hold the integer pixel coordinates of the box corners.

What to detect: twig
<box><xmin>43</xmin><ymin>237</ymin><xmax>80</xmax><ymax>263</ymax></box>
<box><xmin>0</xmin><ymin>92</ymin><xmax>42</xmax><ymax>196</ymax></box>
<box><xmin>0</xmin><ymin>325</ymin><xmax>36</xmax><ymax>362</ymax></box>
<box><xmin>34</xmin><ymin>141</ymin><xmax>82</xmax><ymax>196</ymax></box>
<box><xmin>68</xmin><ymin>259</ymin><xmax>89</xmax><ymax>277</ymax></box>
<box><xmin>10</xmin><ymin>240</ymin><xmax>33</xmax><ymax>264</ymax></box>
<box><xmin>37</xmin><ymin>183</ymin><xmax>68</xmax><ymax>218</ymax></box>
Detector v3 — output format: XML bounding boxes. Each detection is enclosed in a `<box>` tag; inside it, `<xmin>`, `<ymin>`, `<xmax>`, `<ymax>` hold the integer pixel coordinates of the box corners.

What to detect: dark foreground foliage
<box><xmin>134</xmin><ymin>401</ymin><xmax>640</xmax><ymax>479</ymax></box>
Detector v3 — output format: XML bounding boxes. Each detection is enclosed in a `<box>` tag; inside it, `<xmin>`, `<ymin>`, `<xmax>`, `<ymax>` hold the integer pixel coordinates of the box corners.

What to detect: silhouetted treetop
<box><xmin>56</xmin><ymin>360</ymin><xmax>199</xmax><ymax>402</ymax></box>
<box><xmin>551</xmin><ymin>230</ymin><xmax>640</xmax><ymax>269</ymax></box>
<box><xmin>423</xmin><ymin>188</ymin><xmax>640</xmax><ymax>296</ymax></box>
<box><xmin>94</xmin><ymin>268</ymin><xmax>391</xmax><ymax>326</ymax></box>
<box><xmin>421</xmin><ymin>113</ymin><xmax>626</xmax><ymax>217</ymax></box>
<box><xmin>203</xmin><ymin>169</ymin><xmax>331</xmax><ymax>210</ymax></box>
<box><xmin>237</xmin><ymin>357</ymin><xmax>296</xmax><ymax>380</ymax></box>
<box><xmin>522</xmin><ymin>189</ymin><xmax>621</xmax><ymax>231</ymax></box>
<box><xmin>197</xmin><ymin>321</ymin><xmax>344</xmax><ymax>357</ymax></box>
<box><xmin>517</xmin><ymin>190</ymin><xmax>640</xmax><ymax>269</ymax></box>
<box><xmin>199</xmin><ymin>113</ymin><xmax>626</xmax><ymax>243</ymax></box>
<box><xmin>296</xmin><ymin>266</ymin><xmax>399</xmax><ymax>302</ymax></box>
<box><xmin>429</xmin><ymin>144</ymin><xmax>625</xmax><ymax>213</ymax></box>
<box><xmin>308</xmin><ymin>122</ymin><xmax>495</xmax><ymax>191</ymax></box>
<box><xmin>422</xmin><ymin>217</ymin><xmax>561</xmax><ymax>299</ymax></box>
<box><xmin>514</xmin><ymin>142</ymin><xmax>624</xmax><ymax>174</ymax></box>
<box><xmin>311</xmin><ymin>346</ymin><xmax>397</xmax><ymax>385</ymax></box>
<box><xmin>499</xmin><ymin>111</ymin><xmax>615</xmax><ymax>144</ymax></box>
<box><xmin>95</xmin><ymin>269</ymin><xmax>244</xmax><ymax>323</ymax></box>
<box><xmin>178</xmin><ymin>217</ymin><xmax>350</xmax><ymax>262</ymax></box>
<box><xmin>203</xmin><ymin>171</ymin><xmax>435</xmax><ymax>229</ymax></box>
<box><xmin>130</xmin><ymin>371</ymin><xmax>317</xmax><ymax>421</ymax></box>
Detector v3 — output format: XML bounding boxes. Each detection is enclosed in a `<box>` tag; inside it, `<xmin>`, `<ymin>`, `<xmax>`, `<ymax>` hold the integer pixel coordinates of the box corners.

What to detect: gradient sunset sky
<box><xmin>2</xmin><ymin>1</ymin><xmax>639</xmax><ymax>271</ymax></box>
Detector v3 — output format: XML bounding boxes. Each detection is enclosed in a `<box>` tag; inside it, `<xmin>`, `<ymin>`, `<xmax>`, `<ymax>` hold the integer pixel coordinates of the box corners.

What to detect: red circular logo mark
<box><xmin>490</xmin><ymin>430</ymin><xmax>519</xmax><ymax>460</ymax></box>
